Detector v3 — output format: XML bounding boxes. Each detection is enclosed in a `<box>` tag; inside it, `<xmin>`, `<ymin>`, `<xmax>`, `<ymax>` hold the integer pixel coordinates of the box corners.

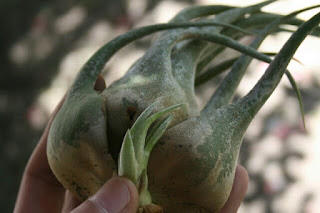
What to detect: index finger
<box><xmin>14</xmin><ymin>96</ymin><xmax>66</xmax><ymax>213</ymax></box>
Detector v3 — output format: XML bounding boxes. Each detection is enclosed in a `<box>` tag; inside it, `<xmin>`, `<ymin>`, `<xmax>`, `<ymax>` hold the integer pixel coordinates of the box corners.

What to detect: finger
<box><xmin>218</xmin><ymin>165</ymin><xmax>249</xmax><ymax>213</ymax></box>
<box><xmin>71</xmin><ymin>177</ymin><xmax>139</xmax><ymax>213</ymax></box>
<box><xmin>14</xmin><ymin>96</ymin><xmax>66</xmax><ymax>213</ymax></box>
<box><xmin>62</xmin><ymin>191</ymin><xmax>82</xmax><ymax>213</ymax></box>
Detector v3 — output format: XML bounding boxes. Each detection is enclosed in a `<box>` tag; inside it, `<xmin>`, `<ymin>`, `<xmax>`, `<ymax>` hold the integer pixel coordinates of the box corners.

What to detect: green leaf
<box><xmin>118</xmin><ymin>130</ymin><xmax>139</xmax><ymax>183</ymax></box>
<box><xmin>199</xmin><ymin>5</ymin><xmax>320</xmax><ymax>118</ymax></box>
<box><xmin>129</xmin><ymin>103</ymin><xmax>181</xmax><ymax>163</ymax></box>
<box><xmin>263</xmin><ymin>52</ymin><xmax>303</xmax><ymax>64</ymax></box>
<box><xmin>172</xmin><ymin>0</ymin><xmax>275</xmax><ymax>73</ymax></box>
<box><xmin>117</xmin><ymin>103</ymin><xmax>181</xmax><ymax>207</ymax></box>
<box><xmin>195</xmin><ymin>57</ymin><xmax>239</xmax><ymax>86</ymax></box>
<box><xmin>196</xmin><ymin>46</ymin><xmax>226</xmax><ymax>74</ymax></box>
<box><xmin>197</xmin><ymin>20</ymin><xmax>256</xmax><ymax>35</ymax></box>
<box><xmin>236</xmin><ymin>11</ymin><xmax>320</xmax><ymax>120</ymax></box>
<box><xmin>130</xmin><ymin>103</ymin><xmax>156</xmax><ymax>137</ymax></box>
<box><xmin>129</xmin><ymin>103</ymin><xmax>157</xmax><ymax>164</ymax></box>
<box><xmin>71</xmin><ymin>21</ymin><xmax>261</xmax><ymax>93</ymax></box>
<box><xmin>285</xmin><ymin>71</ymin><xmax>307</xmax><ymax>130</ymax></box>
<box><xmin>144</xmin><ymin>114</ymin><xmax>174</xmax><ymax>165</ymax></box>
<box><xmin>146</xmin><ymin>104</ymin><xmax>182</xmax><ymax>125</ymax></box>
<box><xmin>138</xmin><ymin>169</ymin><xmax>152</xmax><ymax>206</ymax></box>
<box><xmin>170</xmin><ymin>5</ymin><xmax>233</xmax><ymax>23</ymax></box>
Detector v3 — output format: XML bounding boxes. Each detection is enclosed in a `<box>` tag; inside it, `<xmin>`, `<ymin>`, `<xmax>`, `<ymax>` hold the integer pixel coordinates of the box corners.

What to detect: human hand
<box><xmin>218</xmin><ymin>165</ymin><xmax>248</xmax><ymax>213</ymax></box>
<box><xmin>14</xmin><ymin>97</ymin><xmax>248</xmax><ymax>213</ymax></box>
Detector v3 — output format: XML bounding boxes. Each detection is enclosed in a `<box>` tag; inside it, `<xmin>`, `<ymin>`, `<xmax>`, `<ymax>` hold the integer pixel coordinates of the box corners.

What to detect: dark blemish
<box><xmin>73</xmin><ymin>182</ymin><xmax>90</xmax><ymax>200</ymax></box>
<box><xmin>127</xmin><ymin>106</ymin><xmax>137</xmax><ymax>121</ymax></box>
<box><xmin>102</xmin><ymin>148</ymin><xmax>108</xmax><ymax>154</ymax></box>
<box><xmin>174</xmin><ymin>144</ymin><xmax>183</xmax><ymax>148</ymax></box>
<box><xmin>94</xmin><ymin>74</ymin><xmax>106</xmax><ymax>92</ymax></box>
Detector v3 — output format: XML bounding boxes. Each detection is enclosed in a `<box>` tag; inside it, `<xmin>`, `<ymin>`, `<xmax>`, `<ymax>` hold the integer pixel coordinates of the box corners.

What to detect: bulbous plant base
<box><xmin>138</xmin><ymin>203</ymin><xmax>163</xmax><ymax>213</ymax></box>
<box><xmin>46</xmin><ymin>1</ymin><xmax>320</xmax><ymax>212</ymax></box>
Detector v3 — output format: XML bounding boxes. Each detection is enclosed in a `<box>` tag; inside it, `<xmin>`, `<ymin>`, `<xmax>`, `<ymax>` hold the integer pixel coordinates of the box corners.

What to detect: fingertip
<box><xmin>62</xmin><ymin>191</ymin><xmax>82</xmax><ymax>213</ymax></box>
<box><xmin>72</xmin><ymin>177</ymin><xmax>139</xmax><ymax>213</ymax></box>
<box><xmin>218</xmin><ymin>165</ymin><xmax>249</xmax><ymax>213</ymax></box>
<box><xmin>235</xmin><ymin>165</ymin><xmax>249</xmax><ymax>195</ymax></box>
<box><xmin>114</xmin><ymin>176</ymin><xmax>140</xmax><ymax>212</ymax></box>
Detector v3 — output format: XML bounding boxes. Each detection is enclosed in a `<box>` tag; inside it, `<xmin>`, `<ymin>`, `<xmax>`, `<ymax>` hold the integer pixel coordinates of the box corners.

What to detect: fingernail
<box><xmin>89</xmin><ymin>178</ymin><xmax>131</xmax><ymax>213</ymax></box>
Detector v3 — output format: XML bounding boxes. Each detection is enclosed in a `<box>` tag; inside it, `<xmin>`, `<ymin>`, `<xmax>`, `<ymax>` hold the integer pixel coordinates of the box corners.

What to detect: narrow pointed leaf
<box><xmin>130</xmin><ymin>103</ymin><xmax>156</xmax><ymax>136</ymax></box>
<box><xmin>200</xmin><ymin>21</ymin><xmax>257</xmax><ymax>35</ymax></box>
<box><xmin>144</xmin><ymin>115</ymin><xmax>174</xmax><ymax>163</ymax></box>
<box><xmin>69</xmin><ymin>22</ymin><xmax>258</xmax><ymax>93</ymax></box>
<box><xmin>237</xmin><ymin>11</ymin><xmax>320</xmax><ymax>121</ymax></box>
<box><xmin>130</xmin><ymin>103</ymin><xmax>181</xmax><ymax>164</ymax></box>
<box><xmin>264</xmin><ymin>52</ymin><xmax>304</xmax><ymax>64</ymax></box>
<box><xmin>195</xmin><ymin>57</ymin><xmax>239</xmax><ymax>86</ymax></box>
<box><xmin>202</xmin><ymin>6</ymin><xmax>320</xmax><ymax>113</ymax></box>
<box><xmin>146</xmin><ymin>104</ymin><xmax>183</xmax><ymax>125</ymax></box>
<box><xmin>138</xmin><ymin>170</ymin><xmax>152</xmax><ymax>206</ymax></box>
<box><xmin>196</xmin><ymin>46</ymin><xmax>226</xmax><ymax>74</ymax></box>
<box><xmin>118</xmin><ymin>130</ymin><xmax>139</xmax><ymax>184</ymax></box>
<box><xmin>132</xmin><ymin>103</ymin><xmax>181</xmax><ymax>149</ymax></box>
<box><xmin>170</xmin><ymin>5</ymin><xmax>233</xmax><ymax>23</ymax></box>
<box><xmin>285</xmin><ymin>71</ymin><xmax>307</xmax><ymax>130</ymax></box>
<box><xmin>129</xmin><ymin>103</ymin><xmax>157</xmax><ymax>164</ymax></box>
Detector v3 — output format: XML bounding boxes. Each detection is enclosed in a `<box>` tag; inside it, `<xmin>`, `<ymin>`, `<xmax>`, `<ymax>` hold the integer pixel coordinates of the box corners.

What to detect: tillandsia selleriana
<box><xmin>47</xmin><ymin>1</ymin><xmax>320</xmax><ymax>212</ymax></box>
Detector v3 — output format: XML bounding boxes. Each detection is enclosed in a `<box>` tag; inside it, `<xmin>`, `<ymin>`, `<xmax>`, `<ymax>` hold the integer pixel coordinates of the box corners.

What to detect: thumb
<box><xmin>71</xmin><ymin>177</ymin><xmax>139</xmax><ymax>213</ymax></box>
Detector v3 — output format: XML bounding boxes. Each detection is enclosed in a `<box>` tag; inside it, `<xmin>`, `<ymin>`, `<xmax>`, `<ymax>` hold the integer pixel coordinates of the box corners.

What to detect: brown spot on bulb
<box><xmin>94</xmin><ymin>74</ymin><xmax>106</xmax><ymax>92</ymax></box>
<box><xmin>127</xmin><ymin>106</ymin><xmax>137</xmax><ymax>121</ymax></box>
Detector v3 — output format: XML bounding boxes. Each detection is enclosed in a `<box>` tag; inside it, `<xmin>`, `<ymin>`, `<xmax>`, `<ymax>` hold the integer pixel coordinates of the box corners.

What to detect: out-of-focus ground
<box><xmin>1</xmin><ymin>0</ymin><xmax>320</xmax><ymax>212</ymax></box>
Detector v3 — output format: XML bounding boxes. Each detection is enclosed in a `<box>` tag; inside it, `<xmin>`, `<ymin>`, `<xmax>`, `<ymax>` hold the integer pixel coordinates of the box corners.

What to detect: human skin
<box><xmin>14</xmin><ymin>93</ymin><xmax>248</xmax><ymax>213</ymax></box>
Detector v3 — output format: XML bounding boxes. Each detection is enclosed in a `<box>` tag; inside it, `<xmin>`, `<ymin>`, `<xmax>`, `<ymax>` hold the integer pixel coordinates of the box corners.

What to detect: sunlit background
<box><xmin>1</xmin><ymin>0</ymin><xmax>320</xmax><ymax>212</ymax></box>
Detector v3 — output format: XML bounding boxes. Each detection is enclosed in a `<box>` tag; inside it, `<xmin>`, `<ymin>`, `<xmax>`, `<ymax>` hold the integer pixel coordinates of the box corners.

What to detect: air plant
<box><xmin>47</xmin><ymin>1</ymin><xmax>320</xmax><ymax>212</ymax></box>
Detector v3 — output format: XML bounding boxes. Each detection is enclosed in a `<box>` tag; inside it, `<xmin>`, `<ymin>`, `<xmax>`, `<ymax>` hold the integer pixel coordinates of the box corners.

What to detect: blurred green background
<box><xmin>1</xmin><ymin>0</ymin><xmax>320</xmax><ymax>212</ymax></box>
